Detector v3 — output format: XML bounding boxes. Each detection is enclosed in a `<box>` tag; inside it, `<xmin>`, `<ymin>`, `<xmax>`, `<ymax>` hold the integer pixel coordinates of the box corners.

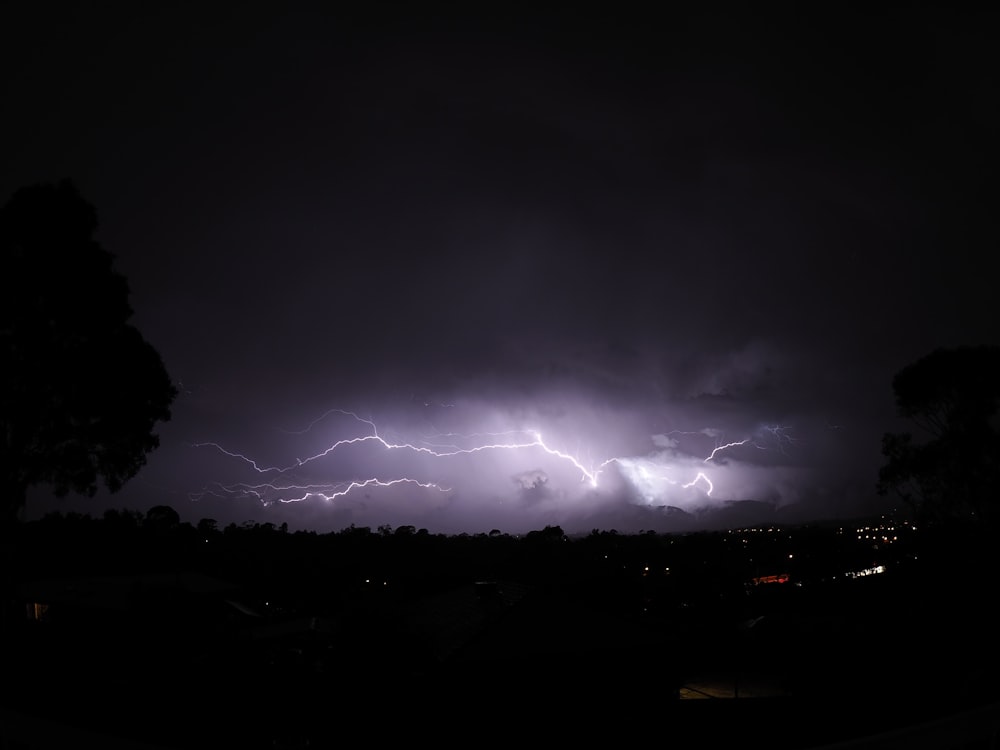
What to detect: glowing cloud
<box><xmin>189</xmin><ymin>399</ymin><xmax>804</xmax><ymax>532</ymax></box>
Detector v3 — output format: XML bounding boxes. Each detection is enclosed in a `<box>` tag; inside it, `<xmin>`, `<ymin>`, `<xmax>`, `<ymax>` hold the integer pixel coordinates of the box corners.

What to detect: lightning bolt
<box><xmin>193</xmin><ymin>425</ymin><xmax>611</xmax><ymax>495</ymax></box>
<box><xmin>704</xmin><ymin>439</ymin><xmax>753</xmax><ymax>463</ymax></box>
<box><xmin>614</xmin><ymin>460</ymin><xmax>715</xmax><ymax>503</ymax></box>
<box><xmin>699</xmin><ymin>425</ymin><xmax>798</xmax><ymax>463</ymax></box>
<box><xmin>277</xmin><ymin>408</ymin><xmax>366</xmax><ymax>435</ymax></box>
<box><xmin>761</xmin><ymin>424</ymin><xmax>797</xmax><ymax>453</ymax></box>
<box><xmin>191</xmin><ymin>409</ymin><xmax>796</xmax><ymax>511</ymax></box>
<box><xmin>682</xmin><ymin>472</ymin><xmax>715</xmax><ymax>495</ymax></box>
<box><xmin>189</xmin><ymin>478</ymin><xmax>448</xmax><ymax>506</ymax></box>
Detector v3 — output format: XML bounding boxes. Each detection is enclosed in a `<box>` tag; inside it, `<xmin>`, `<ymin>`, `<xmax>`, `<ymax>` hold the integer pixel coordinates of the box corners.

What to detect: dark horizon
<box><xmin>6</xmin><ymin>500</ymin><xmax>1000</xmax><ymax>749</ymax></box>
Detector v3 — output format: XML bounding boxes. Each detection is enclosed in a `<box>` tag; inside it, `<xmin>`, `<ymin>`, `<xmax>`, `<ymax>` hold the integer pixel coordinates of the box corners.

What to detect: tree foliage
<box><xmin>0</xmin><ymin>180</ymin><xmax>177</xmax><ymax>529</ymax></box>
<box><xmin>877</xmin><ymin>345</ymin><xmax>1000</xmax><ymax>527</ymax></box>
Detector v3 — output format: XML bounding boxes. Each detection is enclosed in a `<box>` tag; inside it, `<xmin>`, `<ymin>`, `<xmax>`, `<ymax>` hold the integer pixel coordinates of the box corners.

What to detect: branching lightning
<box><xmin>191</xmin><ymin>407</ymin><xmax>796</xmax><ymax>514</ymax></box>
<box><xmin>197</xmin><ymin>477</ymin><xmax>448</xmax><ymax>505</ymax></box>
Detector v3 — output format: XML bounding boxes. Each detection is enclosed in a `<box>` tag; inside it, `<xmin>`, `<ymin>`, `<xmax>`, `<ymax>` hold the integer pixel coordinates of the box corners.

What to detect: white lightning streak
<box><xmin>195</xmin><ymin>428</ymin><xmax>609</xmax><ymax>485</ymax></box>
<box><xmin>704</xmin><ymin>439</ymin><xmax>752</xmax><ymax>463</ymax></box>
<box><xmin>192</xmin><ymin>409</ymin><xmax>796</xmax><ymax>510</ymax></box>
<box><xmin>682</xmin><ymin>472</ymin><xmax>714</xmax><ymax>495</ymax></box>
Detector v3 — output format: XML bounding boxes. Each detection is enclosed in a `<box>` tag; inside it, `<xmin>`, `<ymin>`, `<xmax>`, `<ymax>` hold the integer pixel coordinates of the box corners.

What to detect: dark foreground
<box><xmin>2</xmin><ymin>515</ymin><xmax>999</xmax><ymax>748</ymax></box>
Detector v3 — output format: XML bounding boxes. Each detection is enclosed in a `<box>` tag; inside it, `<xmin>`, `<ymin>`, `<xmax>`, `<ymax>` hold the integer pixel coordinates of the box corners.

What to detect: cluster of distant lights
<box><xmin>721</xmin><ymin>524</ymin><xmax>906</xmax><ymax>583</ymax></box>
<box><xmin>727</xmin><ymin>527</ymin><xmax>793</xmax><ymax>544</ymax></box>
<box><xmin>845</xmin><ymin>564</ymin><xmax>886</xmax><ymax>579</ymax></box>
<box><xmin>852</xmin><ymin>521</ymin><xmax>912</xmax><ymax>545</ymax></box>
<box><xmin>194</xmin><ymin>521</ymin><xmax>903</xmax><ymax>593</ymax></box>
<box><xmin>597</xmin><ymin>523</ymin><xmax>907</xmax><ymax>586</ymax></box>
<box><xmin>284</xmin><ymin>522</ymin><xmax>902</xmax><ymax>590</ymax></box>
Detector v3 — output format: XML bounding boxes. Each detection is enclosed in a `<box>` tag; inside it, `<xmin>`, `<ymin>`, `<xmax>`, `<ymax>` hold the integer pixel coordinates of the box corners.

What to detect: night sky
<box><xmin>4</xmin><ymin>5</ymin><xmax>998</xmax><ymax>534</ymax></box>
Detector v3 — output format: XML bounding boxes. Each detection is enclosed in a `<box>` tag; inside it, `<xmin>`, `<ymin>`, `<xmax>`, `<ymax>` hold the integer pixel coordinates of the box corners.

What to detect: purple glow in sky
<box><xmin>152</xmin><ymin>386</ymin><xmax>873</xmax><ymax>534</ymax></box>
<box><xmin>6</xmin><ymin>5</ymin><xmax>999</xmax><ymax>533</ymax></box>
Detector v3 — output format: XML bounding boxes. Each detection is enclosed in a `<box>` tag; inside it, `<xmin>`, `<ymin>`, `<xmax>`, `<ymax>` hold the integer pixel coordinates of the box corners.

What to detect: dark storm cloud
<box><xmin>8</xmin><ymin>5</ymin><xmax>1000</xmax><ymax>531</ymax></box>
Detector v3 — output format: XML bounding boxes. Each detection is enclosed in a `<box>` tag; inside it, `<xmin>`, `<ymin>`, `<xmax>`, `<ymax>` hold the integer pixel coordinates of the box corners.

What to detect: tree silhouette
<box><xmin>144</xmin><ymin>504</ymin><xmax>181</xmax><ymax>530</ymax></box>
<box><xmin>0</xmin><ymin>180</ymin><xmax>177</xmax><ymax>532</ymax></box>
<box><xmin>877</xmin><ymin>345</ymin><xmax>1000</xmax><ymax>528</ymax></box>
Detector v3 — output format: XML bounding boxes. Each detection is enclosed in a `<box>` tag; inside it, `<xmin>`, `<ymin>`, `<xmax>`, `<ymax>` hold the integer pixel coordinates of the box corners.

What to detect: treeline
<box><xmin>9</xmin><ymin>505</ymin><xmax>921</xmax><ymax>619</ymax></box>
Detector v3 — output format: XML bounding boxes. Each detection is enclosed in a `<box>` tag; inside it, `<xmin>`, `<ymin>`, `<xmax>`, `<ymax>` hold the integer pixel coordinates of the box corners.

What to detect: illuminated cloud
<box><xmin>13</xmin><ymin>6</ymin><xmax>993</xmax><ymax>536</ymax></box>
<box><xmin>179</xmin><ymin>389</ymin><xmax>835</xmax><ymax>534</ymax></box>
